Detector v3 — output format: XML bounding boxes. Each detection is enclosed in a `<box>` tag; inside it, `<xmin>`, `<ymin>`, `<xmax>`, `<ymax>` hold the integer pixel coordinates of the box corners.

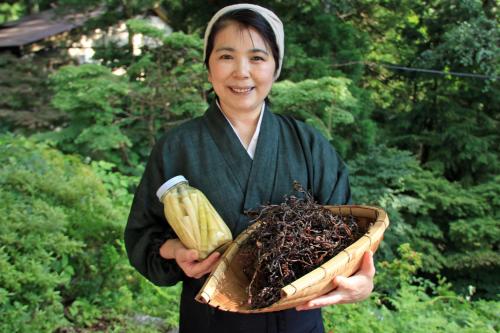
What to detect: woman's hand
<box><xmin>296</xmin><ymin>251</ymin><xmax>376</xmax><ymax>311</ymax></box>
<box><xmin>160</xmin><ymin>239</ymin><xmax>221</xmax><ymax>279</ymax></box>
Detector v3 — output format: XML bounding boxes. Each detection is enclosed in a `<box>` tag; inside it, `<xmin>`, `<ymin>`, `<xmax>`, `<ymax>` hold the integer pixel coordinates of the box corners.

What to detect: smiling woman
<box><xmin>125</xmin><ymin>4</ymin><xmax>374</xmax><ymax>333</ymax></box>
<box><xmin>203</xmin><ymin>8</ymin><xmax>281</xmax><ymax>148</ymax></box>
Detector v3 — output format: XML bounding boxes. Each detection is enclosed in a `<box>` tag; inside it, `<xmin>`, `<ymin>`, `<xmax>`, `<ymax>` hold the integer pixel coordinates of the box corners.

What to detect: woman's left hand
<box><xmin>296</xmin><ymin>251</ymin><xmax>376</xmax><ymax>311</ymax></box>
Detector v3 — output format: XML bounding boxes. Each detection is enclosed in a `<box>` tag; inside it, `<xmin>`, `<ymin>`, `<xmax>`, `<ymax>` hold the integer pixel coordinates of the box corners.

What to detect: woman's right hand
<box><xmin>160</xmin><ymin>239</ymin><xmax>220</xmax><ymax>279</ymax></box>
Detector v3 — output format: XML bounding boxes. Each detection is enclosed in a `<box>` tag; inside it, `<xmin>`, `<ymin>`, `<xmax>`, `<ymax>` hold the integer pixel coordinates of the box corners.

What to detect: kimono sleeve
<box><xmin>310</xmin><ymin>129</ymin><xmax>352</xmax><ymax>205</ymax></box>
<box><xmin>124</xmin><ymin>138</ymin><xmax>183</xmax><ymax>286</ymax></box>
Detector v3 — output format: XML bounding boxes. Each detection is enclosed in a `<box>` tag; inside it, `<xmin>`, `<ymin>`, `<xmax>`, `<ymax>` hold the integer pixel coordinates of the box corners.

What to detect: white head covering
<box><xmin>203</xmin><ymin>3</ymin><xmax>285</xmax><ymax>80</ymax></box>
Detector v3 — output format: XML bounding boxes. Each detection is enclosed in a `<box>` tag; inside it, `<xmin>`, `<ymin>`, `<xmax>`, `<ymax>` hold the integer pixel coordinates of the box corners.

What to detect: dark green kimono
<box><xmin>125</xmin><ymin>101</ymin><xmax>351</xmax><ymax>333</ymax></box>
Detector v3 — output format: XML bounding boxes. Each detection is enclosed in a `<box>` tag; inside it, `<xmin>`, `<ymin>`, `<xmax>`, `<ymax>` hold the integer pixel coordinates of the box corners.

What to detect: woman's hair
<box><xmin>204</xmin><ymin>9</ymin><xmax>280</xmax><ymax>76</ymax></box>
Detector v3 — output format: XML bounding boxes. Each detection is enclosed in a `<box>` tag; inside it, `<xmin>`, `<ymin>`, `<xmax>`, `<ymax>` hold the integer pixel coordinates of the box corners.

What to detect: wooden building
<box><xmin>0</xmin><ymin>8</ymin><xmax>101</xmax><ymax>56</ymax></box>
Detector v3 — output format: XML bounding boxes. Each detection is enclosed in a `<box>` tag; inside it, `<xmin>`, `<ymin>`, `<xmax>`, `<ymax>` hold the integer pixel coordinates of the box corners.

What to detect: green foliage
<box><xmin>126</xmin><ymin>29</ymin><xmax>207</xmax><ymax>118</ymax></box>
<box><xmin>124</xmin><ymin>26</ymin><xmax>207</xmax><ymax>164</ymax></box>
<box><xmin>322</xmin><ymin>244</ymin><xmax>499</xmax><ymax>333</ymax></box>
<box><xmin>364</xmin><ymin>0</ymin><xmax>500</xmax><ymax>183</ymax></box>
<box><xmin>449</xmin><ymin>218</ymin><xmax>499</xmax><ymax>249</ymax></box>
<box><xmin>280</xmin><ymin>11</ymin><xmax>369</xmax><ymax>82</ymax></box>
<box><xmin>434</xmin><ymin>16</ymin><xmax>498</xmax><ymax>83</ymax></box>
<box><xmin>91</xmin><ymin>160</ymin><xmax>138</xmax><ymax>207</ymax></box>
<box><xmin>0</xmin><ymin>2</ymin><xmax>25</xmax><ymax>23</ymax></box>
<box><xmin>0</xmin><ymin>134</ymin><xmax>180</xmax><ymax>332</ymax></box>
<box><xmin>40</xmin><ymin>64</ymin><xmax>131</xmax><ymax>167</ymax></box>
<box><xmin>271</xmin><ymin>77</ymin><xmax>355</xmax><ymax>136</ymax></box>
<box><xmin>0</xmin><ymin>53</ymin><xmax>66</xmax><ymax>133</ymax></box>
<box><xmin>0</xmin><ymin>1</ymin><xmax>66</xmax><ymax>24</ymax></box>
<box><xmin>350</xmin><ymin>145</ymin><xmax>430</xmax><ymax>262</ymax></box>
<box><xmin>375</xmin><ymin>243</ymin><xmax>423</xmax><ymax>296</ymax></box>
<box><xmin>0</xmin><ymin>190</ymin><xmax>80</xmax><ymax>332</ymax></box>
<box><xmin>350</xmin><ymin>145</ymin><xmax>500</xmax><ymax>297</ymax></box>
<box><xmin>132</xmin><ymin>280</ymin><xmax>182</xmax><ymax>328</ymax></box>
<box><xmin>270</xmin><ymin>77</ymin><xmax>374</xmax><ymax>156</ymax></box>
<box><xmin>0</xmin><ymin>134</ymin><xmax>86</xmax><ymax>332</ymax></box>
<box><xmin>126</xmin><ymin>18</ymin><xmax>169</xmax><ymax>41</ymax></box>
<box><xmin>41</xmin><ymin>21</ymin><xmax>207</xmax><ymax>174</ymax></box>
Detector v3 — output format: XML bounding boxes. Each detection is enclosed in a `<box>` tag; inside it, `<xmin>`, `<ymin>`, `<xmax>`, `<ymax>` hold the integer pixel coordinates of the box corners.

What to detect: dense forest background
<box><xmin>1</xmin><ymin>0</ymin><xmax>498</xmax><ymax>332</ymax></box>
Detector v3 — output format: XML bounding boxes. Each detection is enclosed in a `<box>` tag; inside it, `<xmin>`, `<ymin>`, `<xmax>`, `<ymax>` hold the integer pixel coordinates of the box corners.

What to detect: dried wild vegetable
<box><xmin>239</xmin><ymin>182</ymin><xmax>364</xmax><ymax>308</ymax></box>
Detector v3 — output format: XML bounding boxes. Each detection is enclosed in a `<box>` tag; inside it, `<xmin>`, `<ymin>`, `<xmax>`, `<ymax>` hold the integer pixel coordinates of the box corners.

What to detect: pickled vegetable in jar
<box><xmin>156</xmin><ymin>175</ymin><xmax>233</xmax><ymax>259</ymax></box>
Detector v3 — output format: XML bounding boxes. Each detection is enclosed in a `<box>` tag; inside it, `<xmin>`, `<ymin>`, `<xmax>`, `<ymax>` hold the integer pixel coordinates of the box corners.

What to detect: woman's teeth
<box><xmin>230</xmin><ymin>87</ymin><xmax>253</xmax><ymax>93</ymax></box>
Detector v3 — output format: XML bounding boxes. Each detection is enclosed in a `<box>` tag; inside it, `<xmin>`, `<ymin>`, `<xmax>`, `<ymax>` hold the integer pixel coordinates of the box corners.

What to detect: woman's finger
<box><xmin>296</xmin><ymin>257</ymin><xmax>376</xmax><ymax>311</ymax></box>
<box><xmin>191</xmin><ymin>251</ymin><xmax>221</xmax><ymax>278</ymax></box>
<box><xmin>176</xmin><ymin>248</ymin><xmax>198</xmax><ymax>263</ymax></box>
<box><xmin>296</xmin><ymin>291</ymin><xmax>345</xmax><ymax>311</ymax></box>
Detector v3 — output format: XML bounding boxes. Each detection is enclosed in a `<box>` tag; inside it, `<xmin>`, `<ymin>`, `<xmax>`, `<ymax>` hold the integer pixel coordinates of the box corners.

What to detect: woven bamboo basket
<box><xmin>195</xmin><ymin>205</ymin><xmax>389</xmax><ymax>313</ymax></box>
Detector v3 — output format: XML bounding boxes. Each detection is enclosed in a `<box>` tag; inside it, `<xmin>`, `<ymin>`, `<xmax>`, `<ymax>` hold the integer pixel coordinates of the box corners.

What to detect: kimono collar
<box><xmin>215</xmin><ymin>99</ymin><xmax>265</xmax><ymax>159</ymax></box>
<box><xmin>203</xmin><ymin>99</ymin><xmax>280</xmax><ymax>221</ymax></box>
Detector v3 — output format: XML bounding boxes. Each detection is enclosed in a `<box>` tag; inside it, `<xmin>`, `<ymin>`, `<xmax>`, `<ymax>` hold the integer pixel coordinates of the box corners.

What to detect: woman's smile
<box><xmin>229</xmin><ymin>86</ymin><xmax>255</xmax><ymax>94</ymax></box>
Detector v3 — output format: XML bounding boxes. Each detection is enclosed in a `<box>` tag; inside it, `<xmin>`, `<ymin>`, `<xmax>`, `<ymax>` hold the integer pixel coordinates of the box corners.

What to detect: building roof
<box><xmin>0</xmin><ymin>9</ymin><xmax>101</xmax><ymax>48</ymax></box>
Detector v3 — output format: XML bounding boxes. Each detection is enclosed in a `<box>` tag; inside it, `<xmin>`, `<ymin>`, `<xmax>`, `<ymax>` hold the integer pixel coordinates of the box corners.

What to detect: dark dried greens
<box><xmin>239</xmin><ymin>182</ymin><xmax>363</xmax><ymax>309</ymax></box>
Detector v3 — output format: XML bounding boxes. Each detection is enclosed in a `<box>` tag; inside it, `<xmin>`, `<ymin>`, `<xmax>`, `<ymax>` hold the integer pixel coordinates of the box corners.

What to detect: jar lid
<box><xmin>156</xmin><ymin>175</ymin><xmax>188</xmax><ymax>201</ymax></box>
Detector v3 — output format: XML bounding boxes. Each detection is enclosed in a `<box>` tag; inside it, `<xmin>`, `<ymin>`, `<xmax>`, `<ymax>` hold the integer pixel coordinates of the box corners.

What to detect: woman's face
<box><xmin>208</xmin><ymin>22</ymin><xmax>276</xmax><ymax>117</ymax></box>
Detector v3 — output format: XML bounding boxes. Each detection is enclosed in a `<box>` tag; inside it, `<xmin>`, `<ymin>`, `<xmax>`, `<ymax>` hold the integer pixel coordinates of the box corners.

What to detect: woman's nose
<box><xmin>233</xmin><ymin>59</ymin><xmax>250</xmax><ymax>78</ymax></box>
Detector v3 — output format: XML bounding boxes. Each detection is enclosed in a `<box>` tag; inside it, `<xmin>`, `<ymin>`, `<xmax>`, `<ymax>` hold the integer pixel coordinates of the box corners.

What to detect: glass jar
<box><xmin>156</xmin><ymin>175</ymin><xmax>232</xmax><ymax>259</ymax></box>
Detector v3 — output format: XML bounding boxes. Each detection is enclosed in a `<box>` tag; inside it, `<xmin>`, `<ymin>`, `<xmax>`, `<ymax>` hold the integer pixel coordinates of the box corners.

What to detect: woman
<box><xmin>125</xmin><ymin>4</ymin><xmax>375</xmax><ymax>333</ymax></box>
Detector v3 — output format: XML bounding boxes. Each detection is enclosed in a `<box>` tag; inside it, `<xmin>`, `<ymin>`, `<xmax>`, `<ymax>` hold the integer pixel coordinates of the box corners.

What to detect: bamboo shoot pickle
<box><xmin>156</xmin><ymin>175</ymin><xmax>232</xmax><ymax>259</ymax></box>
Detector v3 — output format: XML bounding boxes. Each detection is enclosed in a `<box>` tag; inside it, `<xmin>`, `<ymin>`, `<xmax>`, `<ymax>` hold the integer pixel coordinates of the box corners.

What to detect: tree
<box><xmin>359</xmin><ymin>0</ymin><xmax>499</xmax><ymax>183</ymax></box>
<box><xmin>0</xmin><ymin>53</ymin><xmax>69</xmax><ymax>133</ymax></box>
<box><xmin>40</xmin><ymin>21</ymin><xmax>207</xmax><ymax>174</ymax></box>
<box><xmin>270</xmin><ymin>77</ymin><xmax>375</xmax><ymax>157</ymax></box>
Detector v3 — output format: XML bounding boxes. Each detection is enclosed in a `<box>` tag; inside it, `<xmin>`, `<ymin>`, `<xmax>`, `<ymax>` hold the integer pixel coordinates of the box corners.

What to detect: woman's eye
<box><xmin>220</xmin><ymin>54</ymin><xmax>232</xmax><ymax>60</ymax></box>
<box><xmin>251</xmin><ymin>56</ymin><xmax>265</xmax><ymax>61</ymax></box>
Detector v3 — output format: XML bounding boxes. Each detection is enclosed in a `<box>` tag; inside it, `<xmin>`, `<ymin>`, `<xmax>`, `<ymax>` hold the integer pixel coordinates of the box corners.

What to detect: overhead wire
<box><xmin>332</xmin><ymin>61</ymin><xmax>497</xmax><ymax>80</ymax></box>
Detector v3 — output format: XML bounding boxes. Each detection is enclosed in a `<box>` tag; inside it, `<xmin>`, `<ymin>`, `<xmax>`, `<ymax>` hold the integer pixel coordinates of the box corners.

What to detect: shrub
<box><xmin>0</xmin><ymin>134</ymin><xmax>180</xmax><ymax>332</ymax></box>
<box><xmin>322</xmin><ymin>244</ymin><xmax>499</xmax><ymax>333</ymax></box>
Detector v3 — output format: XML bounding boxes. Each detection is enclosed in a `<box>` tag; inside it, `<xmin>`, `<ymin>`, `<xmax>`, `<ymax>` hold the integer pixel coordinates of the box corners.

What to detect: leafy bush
<box><xmin>271</xmin><ymin>77</ymin><xmax>375</xmax><ymax>157</ymax></box>
<box><xmin>42</xmin><ymin>64</ymin><xmax>132</xmax><ymax>166</ymax></box>
<box><xmin>0</xmin><ymin>185</ymin><xmax>80</xmax><ymax>332</ymax></box>
<box><xmin>0</xmin><ymin>134</ymin><xmax>180</xmax><ymax>332</ymax></box>
<box><xmin>322</xmin><ymin>244</ymin><xmax>499</xmax><ymax>333</ymax></box>
<box><xmin>350</xmin><ymin>145</ymin><xmax>500</xmax><ymax>298</ymax></box>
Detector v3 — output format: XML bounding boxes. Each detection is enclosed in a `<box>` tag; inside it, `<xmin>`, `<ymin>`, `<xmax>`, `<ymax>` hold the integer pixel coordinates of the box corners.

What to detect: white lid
<box><xmin>156</xmin><ymin>175</ymin><xmax>188</xmax><ymax>201</ymax></box>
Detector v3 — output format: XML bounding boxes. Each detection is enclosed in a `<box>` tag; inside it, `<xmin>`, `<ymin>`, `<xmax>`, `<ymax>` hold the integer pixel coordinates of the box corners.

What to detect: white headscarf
<box><xmin>203</xmin><ymin>3</ymin><xmax>285</xmax><ymax>80</ymax></box>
